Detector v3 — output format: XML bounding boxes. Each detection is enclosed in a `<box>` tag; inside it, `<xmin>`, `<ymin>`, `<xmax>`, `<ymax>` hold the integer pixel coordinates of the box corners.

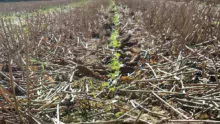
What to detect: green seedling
<box><xmin>109</xmin><ymin>57</ymin><xmax>121</xmax><ymax>71</ymax></box>
<box><xmin>102</xmin><ymin>82</ymin><xmax>109</xmax><ymax>87</ymax></box>
<box><xmin>115</xmin><ymin>111</ymin><xmax>124</xmax><ymax>118</ymax></box>
<box><xmin>107</xmin><ymin>0</ymin><xmax>121</xmax><ymax>89</ymax></box>
<box><xmin>109</xmin><ymin>87</ymin><xmax>115</xmax><ymax>91</ymax></box>
<box><xmin>113</xmin><ymin>12</ymin><xmax>119</xmax><ymax>26</ymax></box>
<box><xmin>115</xmin><ymin>52</ymin><xmax>120</xmax><ymax>59</ymax></box>
<box><xmin>110</xmin><ymin>29</ymin><xmax>120</xmax><ymax>48</ymax></box>
<box><xmin>108</xmin><ymin>70</ymin><xmax>120</xmax><ymax>79</ymax></box>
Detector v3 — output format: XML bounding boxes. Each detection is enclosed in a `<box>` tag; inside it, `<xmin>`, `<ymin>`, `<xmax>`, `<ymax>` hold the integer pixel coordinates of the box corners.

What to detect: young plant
<box><xmin>113</xmin><ymin>10</ymin><xmax>119</xmax><ymax>26</ymax></box>
<box><xmin>109</xmin><ymin>29</ymin><xmax>120</xmax><ymax>48</ymax></box>
<box><xmin>107</xmin><ymin>1</ymin><xmax>121</xmax><ymax>88</ymax></box>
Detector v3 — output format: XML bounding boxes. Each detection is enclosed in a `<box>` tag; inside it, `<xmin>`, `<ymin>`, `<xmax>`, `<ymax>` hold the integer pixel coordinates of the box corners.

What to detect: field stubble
<box><xmin>0</xmin><ymin>0</ymin><xmax>82</xmax><ymax>13</ymax></box>
<box><xmin>0</xmin><ymin>0</ymin><xmax>219</xmax><ymax>123</ymax></box>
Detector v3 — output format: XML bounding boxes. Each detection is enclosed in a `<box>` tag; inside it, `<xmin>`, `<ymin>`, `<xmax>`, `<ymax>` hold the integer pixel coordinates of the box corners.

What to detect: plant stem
<box><xmin>8</xmin><ymin>55</ymin><xmax>23</xmax><ymax>123</ymax></box>
<box><xmin>24</xmin><ymin>31</ymin><xmax>31</xmax><ymax>113</ymax></box>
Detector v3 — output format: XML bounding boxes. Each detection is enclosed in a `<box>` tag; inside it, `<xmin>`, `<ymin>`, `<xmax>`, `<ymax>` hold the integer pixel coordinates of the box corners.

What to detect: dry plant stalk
<box><xmin>1</xmin><ymin>19</ymin><xmax>23</xmax><ymax>123</ymax></box>
<box><xmin>8</xmin><ymin>56</ymin><xmax>23</xmax><ymax>123</ymax></box>
<box><xmin>0</xmin><ymin>0</ymin><xmax>218</xmax><ymax>123</ymax></box>
<box><xmin>24</xmin><ymin>31</ymin><xmax>30</xmax><ymax>113</ymax></box>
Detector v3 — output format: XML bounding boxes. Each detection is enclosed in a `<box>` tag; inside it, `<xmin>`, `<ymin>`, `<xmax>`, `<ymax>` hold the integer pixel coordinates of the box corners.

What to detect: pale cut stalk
<box><xmin>1</xmin><ymin>18</ymin><xmax>23</xmax><ymax>123</ymax></box>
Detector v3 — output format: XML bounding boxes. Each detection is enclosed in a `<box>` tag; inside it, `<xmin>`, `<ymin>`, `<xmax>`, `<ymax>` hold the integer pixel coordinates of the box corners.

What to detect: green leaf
<box><xmin>102</xmin><ymin>82</ymin><xmax>109</xmax><ymax>87</ymax></box>
<box><xmin>110</xmin><ymin>87</ymin><xmax>115</xmax><ymax>91</ymax></box>
<box><xmin>115</xmin><ymin>52</ymin><xmax>120</xmax><ymax>59</ymax></box>
<box><xmin>108</xmin><ymin>70</ymin><xmax>120</xmax><ymax>79</ymax></box>
<box><xmin>92</xmin><ymin>92</ymin><xmax>96</xmax><ymax>98</ymax></box>
<box><xmin>89</xmin><ymin>79</ymin><xmax>93</xmax><ymax>86</ymax></box>
<box><xmin>109</xmin><ymin>58</ymin><xmax>121</xmax><ymax>71</ymax></box>
<box><xmin>31</xmin><ymin>59</ymin><xmax>39</xmax><ymax>63</ymax></box>
<box><xmin>115</xmin><ymin>112</ymin><xmax>124</xmax><ymax>118</ymax></box>
<box><xmin>41</xmin><ymin>63</ymin><xmax>45</xmax><ymax>71</ymax></box>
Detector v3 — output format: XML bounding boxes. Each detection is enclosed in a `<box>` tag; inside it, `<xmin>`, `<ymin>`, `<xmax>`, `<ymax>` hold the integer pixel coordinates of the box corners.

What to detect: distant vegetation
<box><xmin>0</xmin><ymin>0</ymin><xmax>78</xmax><ymax>13</ymax></box>
<box><xmin>0</xmin><ymin>0</ymin><xmax>40</xmax><ymax>2</ymax></box>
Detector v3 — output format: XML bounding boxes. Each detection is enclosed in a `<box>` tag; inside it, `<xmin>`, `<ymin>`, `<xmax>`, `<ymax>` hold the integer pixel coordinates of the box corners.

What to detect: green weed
<box><xmin>110</xmin><ymin>29</ymin><xmax>120</xmax><ymax>48</ymax></box>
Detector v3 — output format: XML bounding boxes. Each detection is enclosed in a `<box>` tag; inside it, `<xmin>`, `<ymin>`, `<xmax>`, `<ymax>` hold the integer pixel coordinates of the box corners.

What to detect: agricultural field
<box><xmin>0</xmin><ymin>0</ymin><xmax>219</xmax><ymax>123</ymax></box>
<box><xmin>0</xmin><ymin>0</ymin><xmax>81</xmax><ymax>13</ymax></box>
